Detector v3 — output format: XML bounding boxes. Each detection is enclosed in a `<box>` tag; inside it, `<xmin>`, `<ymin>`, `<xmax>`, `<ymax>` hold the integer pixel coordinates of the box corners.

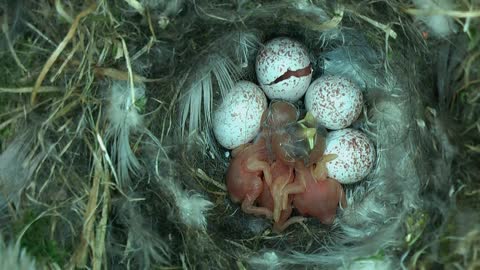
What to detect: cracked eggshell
<box><xmin>256</xmin><ymin>37</ymin><xmax>312</xmax><ymax>102</ymax></box>
<box><xmin>324</xmin><ymin>129</ymin><xmax>375</xmax><ymax>184</ymax></box>
<box><xmin>305</xmin><ymin>75</ymin><xmax>363</xmax><ymax>130</ymax></box>
<box><xmin>213</xmin><ymin>81</ymin><xmax>267</xmax><ymax>149</ymax></box>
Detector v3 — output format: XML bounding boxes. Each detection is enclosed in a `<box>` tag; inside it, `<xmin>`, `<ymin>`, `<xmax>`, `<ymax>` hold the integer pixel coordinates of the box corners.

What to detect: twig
<box><xmin>31</xmin><ymin>3</ymin><xmax>97</xmax><ymax>105</ymax></box>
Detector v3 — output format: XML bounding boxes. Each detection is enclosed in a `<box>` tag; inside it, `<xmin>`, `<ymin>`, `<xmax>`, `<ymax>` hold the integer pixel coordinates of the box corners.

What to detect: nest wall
<box><xmin>0</xmin><ymin>0</ymin><xmax>478</xmax><ymax>269</ymax></box>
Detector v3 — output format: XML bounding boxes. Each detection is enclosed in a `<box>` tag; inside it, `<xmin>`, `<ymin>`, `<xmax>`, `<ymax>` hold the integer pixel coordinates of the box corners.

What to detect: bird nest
<box><xmin>0</xmin><ymin>0</ymin><xmax>479</xmax><ymax>269</ymax></box>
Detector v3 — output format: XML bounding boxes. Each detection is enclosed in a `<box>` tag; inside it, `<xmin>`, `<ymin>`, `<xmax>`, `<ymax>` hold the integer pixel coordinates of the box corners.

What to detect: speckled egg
<box><xmin>255</xmin><ymin>37</ymin><xmax>312</xmax><ymax>102</ymax></box>
<box><xmin>305</xmin><ymin>75</ymin><xmax>363</xmax><ymax>130</ymax></box>
<box><xmin>213</xmin><ymin>81</ymin><xmax>267</xmax><ymax>149</ymax></box>
<box><xmin>324</xmin><ymin>129</ymin><xmax>375</xmax><ymax>184</ymax></box>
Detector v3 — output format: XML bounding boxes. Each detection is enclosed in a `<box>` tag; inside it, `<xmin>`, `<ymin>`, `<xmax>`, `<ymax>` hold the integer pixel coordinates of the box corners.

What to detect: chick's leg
<box><xmin>241</xmin><ymin>177</ymin><xmax>273</xmax><ymax>219</ymax></box>
<box><xmin>245</xmin><ymin>158</ymin><xmax>272</xmax><ymax>186</ymax></box>
<box><xmin>281</xmin><ymin>182</ymin><xmax>306</xmax><ymax>210</ymax></box>
<box><xmin>273</xmin><ymin>216</ymin><xmax>305</xmax><ymax>233</ymax></box>
<box><xmin>312</xmin><ymin>154</ymin><xmax>337</xmax><ymax>181</ymax></box>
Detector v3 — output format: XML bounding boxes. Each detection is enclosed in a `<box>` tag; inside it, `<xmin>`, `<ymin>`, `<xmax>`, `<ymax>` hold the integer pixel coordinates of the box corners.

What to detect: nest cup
<box><xmin>176</xmin><ymin>2</ymin><xmax>451</xmax><ymax>269</ymax></box>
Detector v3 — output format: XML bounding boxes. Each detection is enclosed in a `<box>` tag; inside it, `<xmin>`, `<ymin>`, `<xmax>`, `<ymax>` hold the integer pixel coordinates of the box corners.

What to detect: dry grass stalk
<box><xmin>94</xmin><ymin>67</ymin><xmax>149</xmax><ymax>82</ymax></box>
<box><xmin>69</xmin><ymin>144</ymin><xmax>103</xmax><ymax>268</ymax></box>
<box><xmin>286</xmin><ymin>5</ymin><xmax>344</xmax><ymax>31</ymax></box>
<box><xmin>2</xmin><ymin>20</ymin><xmax>28</xmax><ymax>74</ymax></box>
<box><xmin>405</xmin><ymin>8</ymin><xmax>480</xmax><ymax>18</ymax></box>
<box><xmin>0</xmin><ymin>86</ymin><xmax>62</xmax><ymax>93</ymax></box>
<box><xmin>120</xmin><ymin>37</ymin><xmax>137</xmax><ymax>108</ymax></box>
<box><xmin>93</xmin><ymin>159</ymin><xmax>111</xmax><ymax>270</ymax></box>
<box><xmin>31</xmin><ymin>3</ymin><xmax>97</xmax><ymax>105</ymax></box>
<box><xmin>54</xmin><ymin>0</ymin><xmax>74</xmax><ymax>23</ymax></box>
<box><xmin>195</xmin><ymin>168</ymin><xmax>227</xmax><ymax>192</ymax></box>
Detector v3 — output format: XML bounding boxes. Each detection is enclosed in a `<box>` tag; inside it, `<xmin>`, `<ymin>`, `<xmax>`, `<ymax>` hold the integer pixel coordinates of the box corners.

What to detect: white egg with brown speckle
<box><xmin>305</xmin><ymin>75</ymin><xmax>363</xmax><ymax>130</ymax></box>
<box><xmin>213</xmin><ymin>81</ymin><xmax>267</xmax><ymax>149</ymax></box>
<box><xmin>256</xmin><ymin>37</ymin><xmax>312</xmax><ymax>102</ymax></box>
<box><xmin>324</xmin><ymin>129</ymin><xmax>375</xmax><ymax>184</ymax></box>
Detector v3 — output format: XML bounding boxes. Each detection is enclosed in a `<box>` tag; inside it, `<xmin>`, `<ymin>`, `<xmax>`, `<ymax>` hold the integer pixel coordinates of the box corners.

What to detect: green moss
<box><xmin>355</xmin><ymin>249</ymin><xmax>386</xmax><ymax>261</ymax></box>
<box><xmin>135</xmin><ymin>95</ymin><xmax>147</xmax><ymax>114</ymax></box>
<box><xmin>13</xmin><ymin>210</ymin><xmax>70</xmax><ymax>266</ymax></box>
<box><xmin>404</xmin><ymin>210</ymin><xmax>428</xmax><ymax>248</ymax></box>
<box><xmin>0</xmin><ymin>125</ymin><xmax>14</xmax><ymax>147</ymax></box>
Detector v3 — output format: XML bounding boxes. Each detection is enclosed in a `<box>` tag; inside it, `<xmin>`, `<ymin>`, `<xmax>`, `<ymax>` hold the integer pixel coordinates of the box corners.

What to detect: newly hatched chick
<box><xmin>226</xmin><ymin>138</ymin><xmax>273</xmax><ymax>219</ymax></box>
<box><xmin>293</xmin><ymin>160</ymin><xmax>347</xmax><ymax>224</ymax></box>
<box><xmin>261</xmin><ymin>102</ymin><xmax>346</xmax><ymax>227</ymax></box>
<box><xmin>226</xmin><ymin>100</ymin><xmax>346</xmax><ymax>232</ymax></box>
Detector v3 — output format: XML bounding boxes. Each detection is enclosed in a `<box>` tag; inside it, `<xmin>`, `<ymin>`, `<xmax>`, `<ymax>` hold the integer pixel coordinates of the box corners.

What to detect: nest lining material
<box><xmin>0</xmin><ymin>0</ymin><xmax>478</xmax><ymax>269</ymax></box>
<box><xmin>178</xmin><ymin>3</ymin><xmax>440</xmax><ymax>268</ymax></box>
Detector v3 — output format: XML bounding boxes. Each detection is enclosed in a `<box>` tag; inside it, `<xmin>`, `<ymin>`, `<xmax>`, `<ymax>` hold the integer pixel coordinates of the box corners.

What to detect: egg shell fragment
<box><xmin>213</xmin><ymin>81</ymin><xmax>267</xmax><ymax>149</ymax></box>
<box><xmin>305</xmin><ymin>75</ymin><xmax>363</xmax><ymax>130</ymax></box>
<box><xmin>324</xmin><ymin>128</ymin><xmax>375</xmax><ymax>184</ymax></box>
<box><xmin>256</xmin><ymin>37</ymin><xmax>312</xmax><ymax>102</ymax></box>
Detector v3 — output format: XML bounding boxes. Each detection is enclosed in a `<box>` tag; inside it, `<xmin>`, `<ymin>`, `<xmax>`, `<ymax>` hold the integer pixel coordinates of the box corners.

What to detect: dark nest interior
<box><xmin>0</xmin><ymin>0</ymin><xmax>479</xmax><ymax>269</ymax></box>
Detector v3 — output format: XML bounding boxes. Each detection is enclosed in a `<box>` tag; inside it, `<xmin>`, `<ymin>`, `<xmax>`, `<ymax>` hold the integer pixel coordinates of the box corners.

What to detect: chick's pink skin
<box><xmin>226</xmin><ymin>100</ymin><xmax>348</xmax><ymax>231</ymax></box>
<box><xmin>259</xmin><ymin>101</ymin><xmax>304</xmax><ymax>222</ymax></box>
<box><xmin>226</xmin><ymin>139</ymin><xmax>273</xmax><ymax>218</ymax></box>
<box><xmin>257</xmin><ymin>162</ymin><xmax>305</xmax><ymax>232</ymax></box>
<box><xmin>226</xmin><ymin>105</ymin><xmax>301</xmax><ymax>226</ymax></box>
<box><xmin>260</xmin><ymin>100</ymin><xmax>298</xmax><ymax>163</ymax></box>
<box><xmin>258</xmin><ymin>177</ymin><xmax>293</xmax><ymax>230</ymax></box>
<box><xmin>259</xmin><ymin>100</ymin><xmax>344</xmax><ymax>229</ymax></box>
<box><xmin>293</xmin><ymin>161</ymin><xmax>347</xmax><ymax>224</ymax></box>
<box><xmin>265</xmin><ymin>160</ymin><xmax>294</xmax><ymax>222</ymax></box>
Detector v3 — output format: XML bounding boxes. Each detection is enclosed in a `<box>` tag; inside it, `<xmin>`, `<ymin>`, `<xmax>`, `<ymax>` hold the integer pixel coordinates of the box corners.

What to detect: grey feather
<box><xmin>0</xmin><ymin>236</ymin><xmax>36</xmax><ymax>270</ymax></box>
<box><xmin>0</xmin><ymin>132</ymin><xmax>44</xmax><ymax>209</ymax></box>
<box><xmin>105</xmin><ymin>81</ymin><xmax>146</xmax><ymax>187</ymax></box>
